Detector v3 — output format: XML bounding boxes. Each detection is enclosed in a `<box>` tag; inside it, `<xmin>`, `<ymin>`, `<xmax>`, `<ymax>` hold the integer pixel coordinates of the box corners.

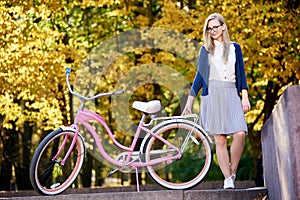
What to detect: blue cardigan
<box><xmin>190</xmin><ymin>42</ymin><xmax>248</xmax><ymax>97</ymax></box>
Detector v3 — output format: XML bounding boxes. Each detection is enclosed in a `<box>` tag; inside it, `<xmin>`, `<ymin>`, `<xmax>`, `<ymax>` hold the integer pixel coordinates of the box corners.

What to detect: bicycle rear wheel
<box><xmin>30</xmin><ymin>128</ymin><xmax>85</xmax><ymax>195</ymax></box>
<box><xmin>145</xmin><ymin>121</ymin><xmax>212</xmax><ymax>190</ymax></box>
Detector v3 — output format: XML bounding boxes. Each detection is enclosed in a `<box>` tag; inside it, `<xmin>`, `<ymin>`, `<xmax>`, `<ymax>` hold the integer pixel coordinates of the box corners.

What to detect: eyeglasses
<box><xmin>206</xmin><ymin>24</ymin><xmax>222</xmax><ymax>33</ymax></box>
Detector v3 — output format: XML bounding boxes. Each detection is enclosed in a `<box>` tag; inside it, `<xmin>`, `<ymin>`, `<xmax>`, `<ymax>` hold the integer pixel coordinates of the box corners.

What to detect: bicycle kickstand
<box><xmin>134</xmin><ymin>167</ymin><xmax>140</xmax><ymax>192</ymax></box>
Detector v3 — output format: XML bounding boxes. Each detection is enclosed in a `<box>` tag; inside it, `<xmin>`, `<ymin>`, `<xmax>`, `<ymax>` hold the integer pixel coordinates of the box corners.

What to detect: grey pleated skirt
<box><xmin>200</xmin><ymin>80</ymin><xmax>248</xmax><ymax>135</ymax></box>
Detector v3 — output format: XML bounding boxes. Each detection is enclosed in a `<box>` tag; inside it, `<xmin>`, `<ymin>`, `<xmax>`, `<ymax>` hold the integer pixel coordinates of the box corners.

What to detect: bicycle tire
<box><xmin>144</xmin><ymin>121</ymin><xmax>212</xmax><ymax>190</ymax></box>
<box><xmin>30</xmin><ymin>128</ymin><xmax>85</xmax><ymax>195</ymax></box>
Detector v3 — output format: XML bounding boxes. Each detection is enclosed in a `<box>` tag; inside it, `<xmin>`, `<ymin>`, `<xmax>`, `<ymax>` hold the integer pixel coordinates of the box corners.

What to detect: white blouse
<box><xmin>208</xmin><ymin>40</ymin><xmax>236</xmax><ymax>82</ymax></box>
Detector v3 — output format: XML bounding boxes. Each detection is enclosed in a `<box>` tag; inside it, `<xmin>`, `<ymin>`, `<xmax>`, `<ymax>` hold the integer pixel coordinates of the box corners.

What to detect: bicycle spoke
<box><xmin>39</xmin><ymin>161</ymin><xmax>55</xmax><ymax>187</ymax></box>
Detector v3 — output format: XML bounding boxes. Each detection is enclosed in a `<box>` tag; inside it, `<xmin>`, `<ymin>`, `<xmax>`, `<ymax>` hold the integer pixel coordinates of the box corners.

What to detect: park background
<box><xmin>0</xmin><ymin>0</ymin><xmax>299</xmax><ymax>191</ymax></box>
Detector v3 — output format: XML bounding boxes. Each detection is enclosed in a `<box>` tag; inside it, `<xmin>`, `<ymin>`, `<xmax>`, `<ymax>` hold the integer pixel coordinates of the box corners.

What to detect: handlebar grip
<box><xmin>66</xmin><ymin>68</ymin><xmax>71</xmax><ymax>75</ymax></box>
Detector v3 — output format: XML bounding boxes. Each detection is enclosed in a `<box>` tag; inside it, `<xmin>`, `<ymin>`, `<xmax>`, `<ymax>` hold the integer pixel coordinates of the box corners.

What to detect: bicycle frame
<box><xmin>68</xmin><ymin>109</ymin><xmax>182</xmax><ymax>169</ymax></box>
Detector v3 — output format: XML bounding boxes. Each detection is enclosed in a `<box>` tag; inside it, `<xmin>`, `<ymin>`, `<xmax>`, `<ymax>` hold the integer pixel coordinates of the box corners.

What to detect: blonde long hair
<box><xmin>203</xmin><ymin>13</ymin><xmax>231</xmax><ymax>63</ymax></box>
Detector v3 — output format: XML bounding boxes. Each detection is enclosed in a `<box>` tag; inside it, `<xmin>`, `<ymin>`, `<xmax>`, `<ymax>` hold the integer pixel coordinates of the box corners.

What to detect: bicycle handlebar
<box><xmin>65</xmin><ymin>68</ymin><xmax>125</xmax><ymax>101</ymax></box>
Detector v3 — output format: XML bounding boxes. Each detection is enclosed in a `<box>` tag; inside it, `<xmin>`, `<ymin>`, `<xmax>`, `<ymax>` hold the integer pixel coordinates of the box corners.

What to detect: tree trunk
<box><xmin>94</xmin><ymin>161</ymin><xmax>105</xmax><ymax>186</ymax></box>
<box><xmin>0</xmin><ymin>115</ymin><xmax>12</xmax><ymax>191</ymax></box>
<box><xmin>15</xmin><ymin>121</ymin><xmax>33</xmax><ymax>190</ymax></box>
<box><xmin>0</xmin><ymin>126</ymin><xmax>13</xmax><ymax>190</ymax></box>
<box><xmin>148</xmin><ymin>0</ymin><xmax>153</xmax><ymax>26</ymax></box>
<box><xmin>81</xmin><ymin>152</ymin><xmax>93</xmax><ymax>187</ymax></box>
<box><xmin>0</xmin><ymin>122</ymin><xmax>17</xmax><ymax>191</ymax></box>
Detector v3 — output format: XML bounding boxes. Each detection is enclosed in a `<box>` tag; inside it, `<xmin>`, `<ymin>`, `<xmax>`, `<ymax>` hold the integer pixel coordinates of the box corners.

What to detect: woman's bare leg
<box><xmin>214</xmin><ymin>134</ymin><xmax>231</xmax><ymax>178</ymax></box>
<box><xmin>230</xmin><ymin>131</ymin><xmax>246</xmax><ymax>175</ymax></box>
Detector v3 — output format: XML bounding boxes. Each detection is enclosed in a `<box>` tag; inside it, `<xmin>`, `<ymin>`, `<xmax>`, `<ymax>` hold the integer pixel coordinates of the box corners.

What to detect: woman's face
<box><xmin>207</xmin><ymin>18</ymin><xmax>225</xmax><ymax>42</ymax></box>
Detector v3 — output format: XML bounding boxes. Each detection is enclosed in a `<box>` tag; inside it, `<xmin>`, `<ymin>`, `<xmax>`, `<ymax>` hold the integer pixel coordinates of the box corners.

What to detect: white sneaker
<box><xmin>223</xmin><ymin>176</ymin><xmax>234</xmax><ymax>189</ymax></box>
<box><xmin>231</xmin><ymin>173</ymin><xmax>236</xmax><ymax>182</ymax></box>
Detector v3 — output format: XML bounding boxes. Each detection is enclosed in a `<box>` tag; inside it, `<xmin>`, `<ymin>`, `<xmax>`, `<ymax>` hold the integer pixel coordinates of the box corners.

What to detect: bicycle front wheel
<box><xmin>30</xmin><ymin>128</ymin><xmax>85</xmax><ymax>195</ymax></box>
<box><xmin>145</xmin><ymin>121</ymin><xmax>212</xmax><ymax>190</ymax></box>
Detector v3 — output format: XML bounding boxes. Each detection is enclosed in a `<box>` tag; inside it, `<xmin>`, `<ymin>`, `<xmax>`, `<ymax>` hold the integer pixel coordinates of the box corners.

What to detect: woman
<box><xmin>182</xmin><ymin>13</ymin><xmax>250</xmax><ymax>189</ymax></box>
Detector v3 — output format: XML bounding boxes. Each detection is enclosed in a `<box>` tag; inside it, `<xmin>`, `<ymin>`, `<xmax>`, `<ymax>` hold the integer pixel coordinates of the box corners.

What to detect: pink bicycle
<box><xmin>30</xmin><ymin>68</ymin><xmax>212</xmax><ymax>195</ymax></box>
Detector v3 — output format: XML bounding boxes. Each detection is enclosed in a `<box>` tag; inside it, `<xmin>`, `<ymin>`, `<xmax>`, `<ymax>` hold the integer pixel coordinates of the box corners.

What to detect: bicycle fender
<box><xmin>60</xmin><ymin>126</ymin><xmax>85</xmax><ymax>140</ymax></box>
<box><xmin>60</xmin><ymin>126</ymin><xmax>77</xmax><ymax>132</ymax></box>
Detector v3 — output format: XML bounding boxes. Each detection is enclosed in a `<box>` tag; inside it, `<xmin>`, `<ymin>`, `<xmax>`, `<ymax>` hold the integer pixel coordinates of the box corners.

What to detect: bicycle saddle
<box><xmin>132</xmin><ymin>100</ymin><xmax>161</xmax><ymax>114</ymax></box>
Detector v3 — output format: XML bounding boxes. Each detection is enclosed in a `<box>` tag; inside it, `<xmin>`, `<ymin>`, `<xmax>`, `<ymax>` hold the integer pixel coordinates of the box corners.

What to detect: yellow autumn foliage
<box><xmin>0</xmin><ymin>0</ymin><xmax>299</xmax><ymax>188</ymax></box>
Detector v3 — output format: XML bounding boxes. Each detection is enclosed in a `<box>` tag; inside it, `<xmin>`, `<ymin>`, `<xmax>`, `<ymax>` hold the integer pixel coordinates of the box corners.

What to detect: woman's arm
<box><xmin>182</xmin><ymin>95</ymin><xmax>195</xmax><ymax>115</ymax></box>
